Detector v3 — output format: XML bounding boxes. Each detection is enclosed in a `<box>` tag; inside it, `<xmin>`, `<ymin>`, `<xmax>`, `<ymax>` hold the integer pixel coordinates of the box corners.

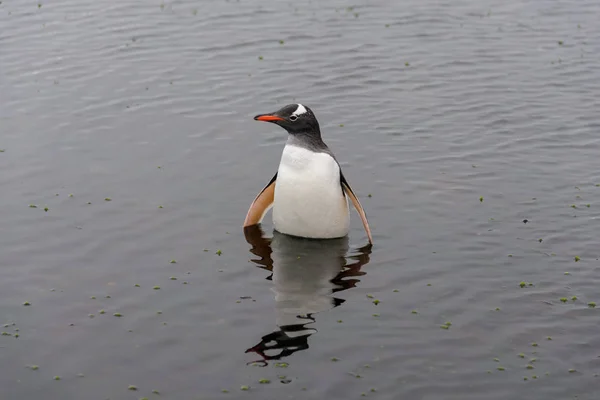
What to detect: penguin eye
<box><xmin>289</xmin><ymin>115</ymin><xmax>298</xmax><ymax>122</ymax></box>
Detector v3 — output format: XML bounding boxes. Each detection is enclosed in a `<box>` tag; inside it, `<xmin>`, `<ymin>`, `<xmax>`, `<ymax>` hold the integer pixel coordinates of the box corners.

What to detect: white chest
<box><xmin>272</xmin><ymin>144</ymin><xmax>349</xmax><ymax>239</ymax></box>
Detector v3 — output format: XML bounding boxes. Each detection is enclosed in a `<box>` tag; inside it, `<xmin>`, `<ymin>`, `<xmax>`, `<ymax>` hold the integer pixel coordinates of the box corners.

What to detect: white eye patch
<box><xmin>292</xmin><ymin>104</ymin><xmax>307</xmax><ymax>116</ymax></box>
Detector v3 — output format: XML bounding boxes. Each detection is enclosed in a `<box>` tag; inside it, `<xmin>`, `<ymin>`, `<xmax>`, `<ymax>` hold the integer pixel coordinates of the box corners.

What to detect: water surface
<box><xmin>1</xmin><ymin>0</ymin><xmax>600</xmax><ymax>399</ymax></box>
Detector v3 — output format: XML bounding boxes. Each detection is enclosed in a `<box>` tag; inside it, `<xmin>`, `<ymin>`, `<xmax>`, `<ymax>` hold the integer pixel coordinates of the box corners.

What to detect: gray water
<box><xmin>1</xmin><ymin>0</ymin><xmax>600</xmax><ymax>399</ymax></box>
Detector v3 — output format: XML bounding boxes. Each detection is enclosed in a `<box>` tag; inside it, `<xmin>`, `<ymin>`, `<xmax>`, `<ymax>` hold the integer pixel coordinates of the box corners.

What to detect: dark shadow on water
<box><xmin>243</xmin><ymin>225</ymin><xmax>371</xmax><ymax>367</ymax></box>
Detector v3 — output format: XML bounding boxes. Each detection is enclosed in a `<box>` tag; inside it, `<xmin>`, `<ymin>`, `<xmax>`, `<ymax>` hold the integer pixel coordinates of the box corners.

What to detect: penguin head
<box><xmin>254</xmin><ymin>104</ymin><xmax>320</xmax><ymax>135</ymax></box>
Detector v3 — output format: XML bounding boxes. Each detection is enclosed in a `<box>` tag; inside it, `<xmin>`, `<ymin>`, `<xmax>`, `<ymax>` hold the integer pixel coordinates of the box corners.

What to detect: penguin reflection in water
<box><xmin>244</xmin><ymin>104</ymin><xmax>373</xmax><ymax>244</ymax></box>
<box><xmin>244</xmin><ymin>226</ymin><xmax>371</xmax><ymax>366</ymax></box>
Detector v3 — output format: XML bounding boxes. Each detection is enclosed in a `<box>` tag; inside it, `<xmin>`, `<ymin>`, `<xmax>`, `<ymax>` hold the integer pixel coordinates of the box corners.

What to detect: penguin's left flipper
<box><xmin>341</xmin><ymin>172</ymin><xmax>373</xmax><ymax>244</ymax></box>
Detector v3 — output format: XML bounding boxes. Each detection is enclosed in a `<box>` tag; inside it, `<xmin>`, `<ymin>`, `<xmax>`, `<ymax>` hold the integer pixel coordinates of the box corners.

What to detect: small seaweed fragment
<box><xmin>258</xmin><ymin>379</ymin><xmax>270</xmax><ymax>384</ymax></box>
<box><xmin>23</xmin><ymin>301</ymin><xmax>31</xmax><ymax>306</ymax></box>
<box><xmin>113</xmin><ymin>313</ymin><xmax>122</xmax><ymax>317</ymax></box>
<box><xmin>574</xmin><ymin>256</ymin><xmax>580</xmax><ymax>262</ymax></box>
<box><xmin>128</xmin><ymin>385</ymin><xmax>138</xmax><ymax>391</ymax></box>
<box><xmin>240</xmin><ymin>385</ymin><xmax>249</xmax><ymax>391</ymax></box>
<box><xmin>588</xmin><ymin>302</ymin><xmax>596</xmax><ymax>308</ymax></box>
<box><xmin>216</xmin><ymin>250</ymin><xmax>222</xmax><ymax>256</ymax></box>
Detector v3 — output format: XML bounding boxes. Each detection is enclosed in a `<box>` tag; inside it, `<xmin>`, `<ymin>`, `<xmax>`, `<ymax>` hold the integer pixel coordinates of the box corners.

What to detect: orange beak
<box><xmin>254</xmin><ymin>114</ymin><xmax>284</xmax><ymax>122</ymax></box>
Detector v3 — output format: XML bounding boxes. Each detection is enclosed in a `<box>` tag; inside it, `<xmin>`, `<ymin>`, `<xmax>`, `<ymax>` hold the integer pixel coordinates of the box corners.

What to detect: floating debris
<box><xmin>258</xmin><ymin>379</ymin><xmax>270</xmax><ymax>384</ymax></box>
<box><xmin>23</xmin><ymin>301</ymin><xmax>31</xmax><ymax>306</ymax></box>
<box><xmin>574</xmin><ymin>256</ymin><xmax>580</xmax><ymax>262</ymax></box>
<box><xmin>128</xmin><ymin>385</ymin><xmax>138</xmax><ymax>391</ymax></box>
<box><xmin>113</xmin><ymin>313</ymin><xmax>122</xmax><ymax>317</ymax></box>
<box><xmin>240</xmin><ymin>385</ymin><xmax>249</xmax><ymax>391</ymax></box>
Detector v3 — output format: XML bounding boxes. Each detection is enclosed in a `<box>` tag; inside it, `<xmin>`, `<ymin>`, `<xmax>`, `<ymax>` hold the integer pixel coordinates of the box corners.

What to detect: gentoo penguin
<box><xmin>243</xmin><ymin>104</ymin><xmax>373</xmax><ymax>244</ymax></box>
